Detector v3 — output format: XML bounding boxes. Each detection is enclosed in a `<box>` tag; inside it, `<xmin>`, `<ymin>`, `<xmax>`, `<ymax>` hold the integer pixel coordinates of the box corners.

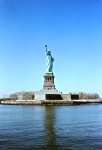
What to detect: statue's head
<box><xmin>47</xmin><ymin>51</ymin><xmax>51</xmax><ymax>55</ymax></box>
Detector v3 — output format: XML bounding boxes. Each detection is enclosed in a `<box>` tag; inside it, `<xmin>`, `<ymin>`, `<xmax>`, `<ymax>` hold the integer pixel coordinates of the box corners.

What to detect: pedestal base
<box><xmin>43</xmin><ymin>73</ymin><xmax>55</xmax><ymax>90</ymax></box>
<box><xmin>34</xmin><ymin>89</ymin><xmax>62</xmax><ymax>100</ymax></box>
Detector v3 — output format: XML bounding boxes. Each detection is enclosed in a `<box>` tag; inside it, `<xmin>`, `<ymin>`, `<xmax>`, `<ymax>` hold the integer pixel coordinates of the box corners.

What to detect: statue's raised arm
<box><xmin>45</xmin><ymin>44</ymin><xmax>47</xmax><ymax>54</ymax></box>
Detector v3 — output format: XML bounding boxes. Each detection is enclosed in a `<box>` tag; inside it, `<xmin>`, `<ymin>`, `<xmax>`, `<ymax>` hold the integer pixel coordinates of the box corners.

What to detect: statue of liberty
<box><xmin>45</xmin><ymin>45</ymin><xmax>54</xmax><ymax>73</ymax></box>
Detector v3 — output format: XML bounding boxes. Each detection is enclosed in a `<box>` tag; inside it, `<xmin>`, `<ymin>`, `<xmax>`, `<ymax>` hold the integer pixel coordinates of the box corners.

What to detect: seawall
<box><xmin>1</xmin><ymin>99</ymin><xmax>102</xmax><ymax>105</ymax></box>
<box><xmin>1</xmin><ymin>100</ymin><xmax>73</xmax><ymax>105</ymax></box>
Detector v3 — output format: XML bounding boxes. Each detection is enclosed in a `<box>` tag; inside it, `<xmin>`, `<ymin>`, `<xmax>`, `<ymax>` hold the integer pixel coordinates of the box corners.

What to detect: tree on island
<box><xmin>68</xmin><ymin>92</ymin><xmax>100</xmax><ymax>99</ymax></box>
<box><xmin>78</xmin><ymin>92</ymin><xmax>99</xmax><ymax>99</ymax></box>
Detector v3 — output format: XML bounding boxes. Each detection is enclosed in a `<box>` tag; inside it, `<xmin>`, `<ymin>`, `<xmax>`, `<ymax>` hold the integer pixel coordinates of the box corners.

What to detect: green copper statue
<box><xmin>45</xmin><ymin>45</ymin><xmax>54</xmax><ymax>73</ymax></box>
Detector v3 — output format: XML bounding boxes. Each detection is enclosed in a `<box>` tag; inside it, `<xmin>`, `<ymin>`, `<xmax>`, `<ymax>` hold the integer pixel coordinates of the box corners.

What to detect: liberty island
<box><xmin>0</xmin><ymin>45</ymin><xmax>102</xmax><ymax>105</ymax></box>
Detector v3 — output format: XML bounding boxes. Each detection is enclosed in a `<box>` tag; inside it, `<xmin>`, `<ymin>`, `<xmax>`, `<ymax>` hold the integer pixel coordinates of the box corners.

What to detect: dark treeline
<box><xmin>10</xmin><ymin>91</ymin><xmax>100</xmax><ymax>100</ymax></box>
<box><xmin>69</xmin><ymin>92</ymin><xmax>100</xmax><ymax>99</ymax></box>
<box><xmin>10</xmin><ymin>91</ymin><xmax>34</xmax><ymax>100</ymax></box>
<box><xmin>79</xmin><ymin>92</ymin><xmax>100</xmax><ymax>99</ymax></box>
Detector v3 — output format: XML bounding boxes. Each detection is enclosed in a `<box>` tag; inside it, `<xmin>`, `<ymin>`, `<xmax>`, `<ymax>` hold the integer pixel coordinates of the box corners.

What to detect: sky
<box><xmin>0</xmin><ymin>0</ymin><xmax>102</xmax><ymax>97</ymax></box>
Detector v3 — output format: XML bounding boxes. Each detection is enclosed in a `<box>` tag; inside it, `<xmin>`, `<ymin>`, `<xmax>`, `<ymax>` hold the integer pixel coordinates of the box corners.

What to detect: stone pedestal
<box><xmin>34</xmin><ymin>72</ymin><xmax>62</xmax><ymax>100</ymax></box>
<box><xmin>34</xmin><ymin>72</ymin><xmax>63</xmax><ymax>101</ymax></box>
<box><xmin>43</xmin><ymin>73</ymin><xmax>55</xmax><ymax>90</ymax></box>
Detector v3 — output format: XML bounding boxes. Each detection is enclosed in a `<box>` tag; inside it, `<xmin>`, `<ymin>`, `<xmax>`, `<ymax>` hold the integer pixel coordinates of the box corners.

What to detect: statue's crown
<box><xmin>47</xmin><ymin>51</ymin><xmax>51</xmax><ymax>55</ymax></box>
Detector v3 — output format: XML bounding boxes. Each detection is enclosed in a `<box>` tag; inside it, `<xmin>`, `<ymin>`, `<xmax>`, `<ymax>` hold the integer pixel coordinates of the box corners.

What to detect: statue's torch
<box><xmin>45</xmin><ymin>44</ymin><xmax>47</xmax><ymax>53</ymax></box>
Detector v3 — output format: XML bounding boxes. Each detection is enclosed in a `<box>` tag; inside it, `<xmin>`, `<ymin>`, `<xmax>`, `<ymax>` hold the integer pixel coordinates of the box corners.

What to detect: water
<box><xmin>0</xmin><ymin>104</ymin><xmax>102</xmax><ymax>150</ymax></box>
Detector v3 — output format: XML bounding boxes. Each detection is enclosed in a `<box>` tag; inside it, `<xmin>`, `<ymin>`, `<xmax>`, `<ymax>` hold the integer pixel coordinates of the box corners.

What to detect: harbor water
<box><xmin>0</xmin><ymin>104</ymin><xmax>102</xmax><ymax>150</ymax></box>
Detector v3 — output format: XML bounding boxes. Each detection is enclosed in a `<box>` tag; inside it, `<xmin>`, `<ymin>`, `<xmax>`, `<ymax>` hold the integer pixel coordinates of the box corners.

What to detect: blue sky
<box><xmin>0</xmin><ymin>0</ymin><xmax>102</xmax><ymax>97</ymax></box>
